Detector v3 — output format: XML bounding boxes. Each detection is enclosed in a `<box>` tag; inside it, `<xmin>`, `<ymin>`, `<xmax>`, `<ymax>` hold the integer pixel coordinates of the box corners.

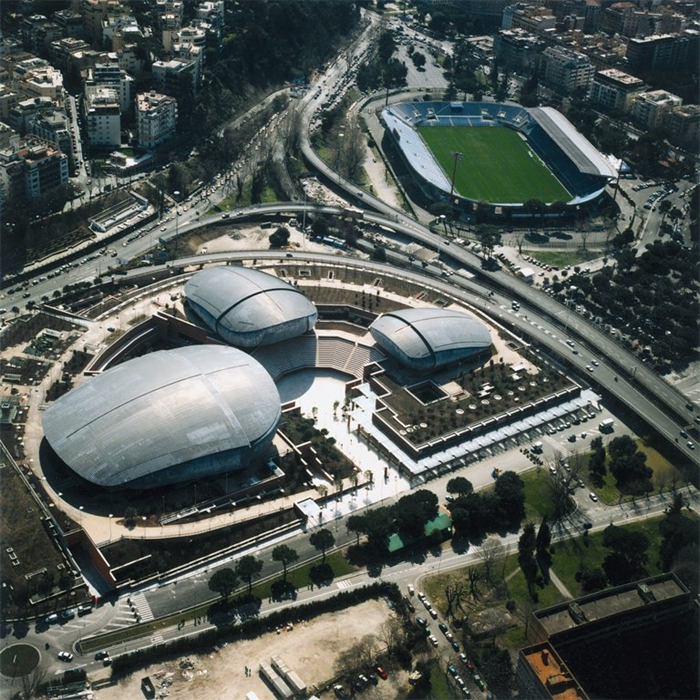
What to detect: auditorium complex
<box><xmin>43</xmin><ymin>260</ymin><xmax>593</xmax><ymax>498</ymax></box>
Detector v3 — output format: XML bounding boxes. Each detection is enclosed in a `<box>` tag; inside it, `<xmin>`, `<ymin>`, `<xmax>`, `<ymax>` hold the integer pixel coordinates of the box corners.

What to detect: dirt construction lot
<box><xmin>96</xmin><ymin>600</ymin><xmax>401</xmax><ymax>700</ymax></box>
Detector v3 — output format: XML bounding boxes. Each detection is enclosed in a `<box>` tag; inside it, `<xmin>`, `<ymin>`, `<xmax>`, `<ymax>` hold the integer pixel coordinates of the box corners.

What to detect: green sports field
<box><xmin>417</xmin><ymin>125</ymin><xmax>571</xmax><ymax>204</ymax></box>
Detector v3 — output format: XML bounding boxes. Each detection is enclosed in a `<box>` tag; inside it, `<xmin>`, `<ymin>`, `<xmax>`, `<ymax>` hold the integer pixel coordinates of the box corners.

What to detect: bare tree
<box><xmin>478</xmin><ymin>537</ymin><xmax>506</xmax><ymax>586</ymax></box>
<box><xmin>379</xmin><ymin>616</ymin><xmax>408</xmax><ymax>653</ymax></box>
<box><xmin>444</xmin><ymin>580</ymin><xmax>468</xmax><ymax>620</ymax></box>
<box><xmin>514</xmin><ymin>230</ymin><xmax>527</xmax><ymax>257</ymax></box>
<box><xmin>335</xmin><ymin>634</ymin><xmax>379</xmax><ymax>677</ymax></box>
<box><xmin>340</xmin><ymin>113</ymin><xmax>366</xmax><ymax>182</ymax></box>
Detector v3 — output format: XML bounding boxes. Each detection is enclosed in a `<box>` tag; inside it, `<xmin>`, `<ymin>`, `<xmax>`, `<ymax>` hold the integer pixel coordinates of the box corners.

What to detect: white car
<box><xmin>589</xmin><ymin>492</ymin><xmax>598</xmax><ymax>502</ymax></box>
<box><xmin>58</xmin><ymin>651</ymin><xmax>73</xmax><ymax>662</ymax></box>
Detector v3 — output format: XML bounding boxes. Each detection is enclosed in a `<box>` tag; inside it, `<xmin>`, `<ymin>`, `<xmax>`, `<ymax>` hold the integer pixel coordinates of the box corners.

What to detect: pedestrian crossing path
<box><xmin>131</xmin><ymin>592</ymin><xmax>154</xmax><ymax>622</ymax></box>
<box><xmin>336</xmin><ymin>579</ymin><xmax>353</xmax><ymax>590</ymax></box>
<box><xmin>151</xmin><ymin>633</ymin><xmax>165</xmax><ymax>645</ymax></box>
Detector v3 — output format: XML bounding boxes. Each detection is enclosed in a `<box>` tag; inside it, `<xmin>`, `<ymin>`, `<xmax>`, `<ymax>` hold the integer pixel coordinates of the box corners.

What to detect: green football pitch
<box><xmin>417</xmin><ymin>125</ymin><xmax>571</xmax><ymax>204</ymax></box>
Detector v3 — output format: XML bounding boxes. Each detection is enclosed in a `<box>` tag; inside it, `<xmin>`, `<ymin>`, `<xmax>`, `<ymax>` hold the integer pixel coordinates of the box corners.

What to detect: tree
<box><xmin>589</xmin><ymin>436</ymin><xmax>607</xmax><ymax>485</ymax></box>
<box><xmin>659</xmin><ymin>492</ymin><xmax>698</xmax><ymax>572</ymax></box>
<box><xmin>269</xmin><ymin>226</ymin><xmax>291</xmax><ymax>248</ymax></box>
<box><xmin>608</xmin><ymin>435</ymin><xmax>652</xmax><ymax>493</ymax></box>
<box><xmin>518</xmin><ymin>522</ymin><xmax>536</xmax><ymax>560</ymax></box>
<box><xmin>208</xmin><ymin>567</ymin><xmax>239</xmax><ymax>602</ymax></box>
<box><xmin>494</xmin><ymin>471</ymin><xmax>526</xmax><ymax>528</ymax></box>
<box><xmin>393</xmin><ymin>490</ymin><xmax>439</xmax><ymax>539</ymax></box>
<box><xmin>411</xmin><ymin>51</ymin><xmax>426</xmax><ymax>69</ymax></box>
<box><xmin>536</xmin><ymin>519</ymin><xmax>551</xmax><ymax>554</ymax></box>
<box><xmin>478</xmin><ymin>537</ymin><xmax>506</xmax><ymax>586</ymax></box>
<box><xmin>347</xmin><ymin>514</ymin><xmax>365</xmax><ymax>545</ymax></box>
<box><xmin>272</xmin><ymin>545</ymin><xmax>298</xmax><ymax>581</ymax></box>
<box><xmin>601</xmin><ymin>525</ymin><xmax>649</xmax><ymax>585</ymax></box>
<box><xmin>309</xmin><ymin>528</ymin><xmax>335</xmax><ymax>564</ymax></box>
<box><xmin>236</xmin><ymin>555</ymin><xmax>263</xmax><ymax>595</ymax></box>
<box><xmin>446</xmin><ymin>476</ymin><xmax>473</xmax><ymax>498</ymax></box>
<box><xmin>580</xmin><ymin>568</ymin><xmax>607</xmax><ymax>593</ymax></box>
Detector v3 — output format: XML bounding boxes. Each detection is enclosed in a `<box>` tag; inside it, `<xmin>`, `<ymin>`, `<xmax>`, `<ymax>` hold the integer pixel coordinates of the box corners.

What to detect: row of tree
<box><xmin>208</xmin><ymin>530</ymin><xmax>336</xmax><ymax>602</ymax></box>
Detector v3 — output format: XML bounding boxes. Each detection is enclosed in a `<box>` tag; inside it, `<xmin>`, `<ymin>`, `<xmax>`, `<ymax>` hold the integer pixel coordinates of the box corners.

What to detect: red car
<box><xmin>375</xmin><ymin>666</ymin><xmax>388</xmax><ymax>680</ymax></box>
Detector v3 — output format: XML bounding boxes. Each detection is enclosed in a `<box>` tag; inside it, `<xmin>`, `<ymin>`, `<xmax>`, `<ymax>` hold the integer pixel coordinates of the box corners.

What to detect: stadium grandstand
<box><xmin>382</xmin><ymin>101</ymin><xmax>615</xmax><ymax>216</ymax></box>
<box><xmin>43</xmin><ymin>346</ymin><xmax>281</xmax><ymax>489</ymax></box>
<box><xmin>184</xmin><ymin>266</ymin><xmax>318</xmax><ymax>348</ymax></box>
<box><xmin>370</xmin><ymin>308</ymin><xmax>492</xmax><ymax>372</ymax></box>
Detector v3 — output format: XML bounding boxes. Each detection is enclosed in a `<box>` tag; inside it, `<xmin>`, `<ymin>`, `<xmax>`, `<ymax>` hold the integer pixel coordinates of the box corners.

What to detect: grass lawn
<box><xmin>506</xmin><ymin>564</ymin><xmax>566</xmax><ymax>611</ymax></box>
<box><xmin>550</xmin><ymin>516</ymin><xmax>674</xmax><ymax>598</ymax></box>
<box><xmin>586</xmin><ymin>438</ymin><xmax>684</xmax><ymax>504</ymax></box>
<box><xmin>417</xmin><ymin>125</ymin><xmax>570</xmax><ymax>204</ymax></box>
<box><xmin>524</xmin><ymin>249</ymin><xmax>598</xmax><ymax>268</ymax></box>
<box><xmin>520</xmin><ymin>468</ymin><xmax>559</xmax><ymax>522</ymax></box>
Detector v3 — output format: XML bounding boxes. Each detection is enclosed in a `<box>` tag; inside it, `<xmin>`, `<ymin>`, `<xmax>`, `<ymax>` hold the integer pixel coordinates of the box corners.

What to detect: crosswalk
<box><xmin>336</xmin><ymin>579</ymin><xmax>353</xmax><ymax>590</ymax></box>
<box><xmin>130</xmin><ymin>592</ymin><xmax>154</xmax><ymax>622</ymax></box>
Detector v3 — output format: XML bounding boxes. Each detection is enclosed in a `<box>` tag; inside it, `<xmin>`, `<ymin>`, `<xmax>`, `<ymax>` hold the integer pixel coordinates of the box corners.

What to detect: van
<box><xmin>532</xmin><ymin>442</ymin><xmax>544</xmax><ymax>453</ymax></box>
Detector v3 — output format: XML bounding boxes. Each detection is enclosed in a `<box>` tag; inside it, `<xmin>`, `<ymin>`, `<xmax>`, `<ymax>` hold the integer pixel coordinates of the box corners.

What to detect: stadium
<box><xmin>43</xmin><ymin>345</ymin><xmax>282</xmax><ymax>489</ymax></box>
<box><xmin>382</xmin><ymin>101</ymin><xmax>616</xmax><ymax>217</ymax></box>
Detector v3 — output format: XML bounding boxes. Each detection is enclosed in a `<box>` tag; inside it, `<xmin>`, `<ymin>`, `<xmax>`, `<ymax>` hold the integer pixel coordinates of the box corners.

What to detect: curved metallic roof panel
<box><xmin>370</xmin><ymin>308</ymin><xmax>491</xmax><ymax>361</ymax></box>
<box><xmin>184</xmin><ymin>266</ymin><xmax>317</xmax><ymax>347</ymax></box>
<box><xmin>43</xmin><ymin>345</ymin><xmax>281</xmax><ymax>488</ymax></box>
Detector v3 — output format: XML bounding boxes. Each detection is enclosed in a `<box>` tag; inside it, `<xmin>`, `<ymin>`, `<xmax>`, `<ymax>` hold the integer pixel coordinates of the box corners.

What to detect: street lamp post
<box><xmin>172</xmin><ymin>190</ymin><xmax>180</xmax><ymax>261</ymax></box>
<box><xmin>108</xmin><ymin>513</ymin><xmax>113</xmax><ymax>540</ymax></box>
<box><xmin>449</xmin><ymin>151</ymin><xmax>463</xmax><ymax>200</ymax></box>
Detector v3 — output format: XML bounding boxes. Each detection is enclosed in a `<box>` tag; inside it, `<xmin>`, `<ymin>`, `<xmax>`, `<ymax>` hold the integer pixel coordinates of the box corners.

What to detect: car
<box><xmin>591</xmin><ymin>359</ymin><xmax>599</xmax><ymax>366</ymax></box>
<box><xmin>60</xmin><ymin>608</ymin><xmax>75</xmax><ymax>620</ymax></box>
<box><xmin>416</xmin><ymin>616</ymin><xmax>427</xmax><ymax>627</ymax></box>
<box><xmin>589</xmin><ymin>492</ymin><xmax>598</xmax><ymax>502</ymax></box>
<box><xmin>95</xmin><ymin>650</ymin><xmax>109</xmax><ymax>661</ymax></box>
<box><xmin>583</xmin><ymin>522</ymin><xmax>593</xmax><ymax>530</ymax></box>
<box><xmin>688</xmin><ymin>442</ymin><xmax>696</xmax><ymax>450</ymax></box>
<box><xmin>44</xmin><ymin>613</ymin><xmax>59</xmax><ymax>624</ymax></box>
<box><xmin>58</xmin><ymin>651</ymin><xmax>73</xmax><ymax>662</ymax></box>
<box><xmin>451</xmin><ymin>641</ymin><xmax>460</xmax><ymax>652</ymax></box>
<box><xmin>578</xmin><ymin>479</ymin><xmax>585</xmax><ymax>488</ymax></box>
<box><xmin>438</xmin><ymin>622</ymin><xmax>448</xmax><ymax>633</ymax></box>
<box><xmin>580</xmin><ymin>432</ymin><xmax>587</xmax><ymax>439</ymax></box>
<box><xmin>77</xmin><ymin>604</ymin><xmax>92</xmax><ymax>616</ymax></box>
<box><xmin>461</xmin><ymin>687</ymin><xmax>471</xmax><ymax>698</ymax></box>
<box><xmin>448</xmin><ymin>663</ymin><xmax>459</xmax><ymax>677</ymax></box>
<box><xmin>333</xmin><ymin>684</ymin><xmax>349</xmax><ymax>699</ymax></box>
<box><xmin>428</xmin><ymin>634</ymin><xmax>439</xmax><ymax>647</ymax></box>
<box><xmin>417</xmin><ymin>591</ymin><xmax>425</xmax><ymax>601</ymax></box>
<box><xmin>407</xmin><ymin>584</ymin><xmax>415</xmax><ymax>596</ymax></box>
<box><xmin>456</xmin><ymin>676</ymin><xmax>465</xmax><ymax>687</ymax></box>
<box><xmin>473</xmin><ymin>674</ymin><xmax>486</xmax><ymax>691</ymax></box>
<box><xmin>445</xmin><ymin>631</ymin><xmax>454</xmax><ymax>641</ymax></box>
<box><xmin>375</xmin><ymin>666</ymin><xmax>388</xmax><ymax>680</ymax></box>
<box><xmin>429</xmin><ymin>608</ymin><xmax>438</xmax><ymax>619</ymax></box>
<box><xmin>358</xmin><ymin>674</ymin><xmax>369</xmax><ymax>687</ymax></box>
<box><xmin>586</xmin><ymin>365</ymin><xmax>593</xmax><ymax>372</ymax></box>
<box><xmin>680</xmin><ymin>430</ymin><xmax>688</xmax><ymax>438</ymax></box>
<box><xmin>367</xmin><ymin>673</ymin><xmax>378</xmax><ymax>685</ymax></box>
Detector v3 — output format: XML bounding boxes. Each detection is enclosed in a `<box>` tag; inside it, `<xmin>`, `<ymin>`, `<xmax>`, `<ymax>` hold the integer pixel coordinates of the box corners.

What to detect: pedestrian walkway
<box><xmin>130</xmin><ymin>593</ymin><xmax>154</xmax><ymax>623</ymax></box>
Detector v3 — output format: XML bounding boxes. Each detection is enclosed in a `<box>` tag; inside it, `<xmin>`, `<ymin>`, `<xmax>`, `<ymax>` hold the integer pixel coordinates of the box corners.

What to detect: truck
<box><xmin>531</xmin><ymin>441</ymin><xmax>544</xmax><ymax>453</ymax></box>
<box><xmin>599</xmin><ymin>418</ymin><xmax>614</xmax><ymax>433</ymax></box>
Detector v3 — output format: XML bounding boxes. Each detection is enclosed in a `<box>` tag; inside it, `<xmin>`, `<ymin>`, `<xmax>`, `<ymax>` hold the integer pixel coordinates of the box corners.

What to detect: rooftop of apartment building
<box><xmin>534</xmin><ymin>573</ymin><xmax>689</xmax><ymax>639</ymax></box>
<box><xmin>596</xmin><ymin>67</ymin><xmax>645</xmax><ymax>84</ymax></box>
<box><xmin>521</xmin><ymin>642</ymin><xmax>588</xmax><ymax>700</ymax></box>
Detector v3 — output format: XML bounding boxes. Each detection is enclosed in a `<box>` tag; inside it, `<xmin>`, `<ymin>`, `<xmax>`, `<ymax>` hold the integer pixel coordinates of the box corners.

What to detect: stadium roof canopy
<box><xmin>530</xmin><ymin>107</ymin><xmax>616</xmax><ymax>178</ymax></box>
<box><xmin>185</xmin><ymin>266</ymin><xmax>318</xmax><ymax>347</ymax></box>
<box><xmin>43</xmin><ymin>346</ymin><xmax>281</xmax><ymax>488</ymax></box>
<box><xmin>382</xmin><ymin>108</ymin><xmax>451</xmax><ymax>191</ymax></box>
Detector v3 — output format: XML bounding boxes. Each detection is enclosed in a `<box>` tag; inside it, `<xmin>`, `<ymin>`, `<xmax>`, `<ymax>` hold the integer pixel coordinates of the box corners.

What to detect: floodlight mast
<box><xmin>449</xmin><ymin>151</ymin><xmax>463</xmax><ymax>199</ymax></box>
